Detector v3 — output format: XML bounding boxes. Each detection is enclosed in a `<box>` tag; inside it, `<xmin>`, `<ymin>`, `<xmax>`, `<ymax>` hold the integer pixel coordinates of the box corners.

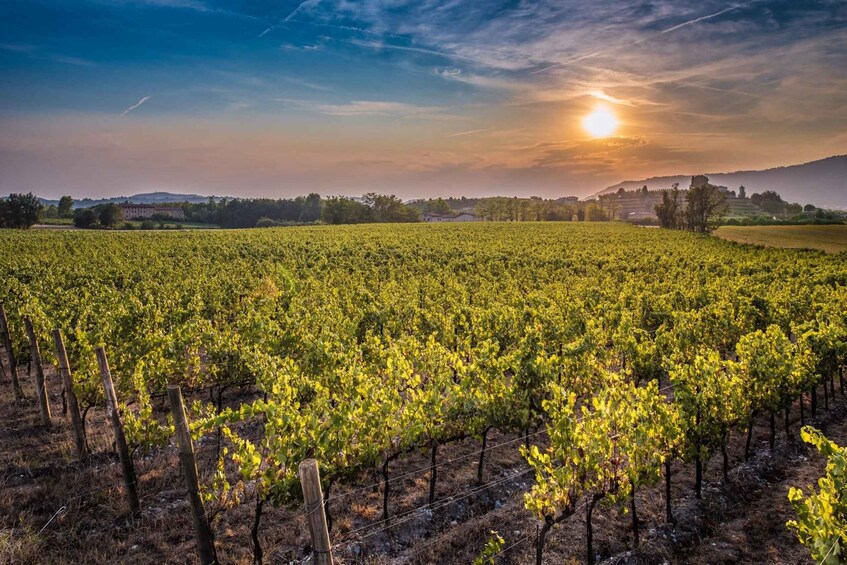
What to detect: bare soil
<box><xmin>1</xmin><ymin>355</ymin><xmax>844</xmax><ymax>564</ymax></box>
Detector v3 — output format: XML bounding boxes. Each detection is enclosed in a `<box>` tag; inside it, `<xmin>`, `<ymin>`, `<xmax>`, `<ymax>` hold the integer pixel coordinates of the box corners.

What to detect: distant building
<box><xmin>716</xmin><ymin>185</ymin><xmax>738</xmax><ymax>198</ymax></box>
<box><xmin>421</xmin><ymin>212</ymin><xmax>481</xmax><ymax>222</ymax></box>
<box><xmin>120</xmin><ymin>203</ymin><xmax>186</xmax><ymax>220</ymax></box>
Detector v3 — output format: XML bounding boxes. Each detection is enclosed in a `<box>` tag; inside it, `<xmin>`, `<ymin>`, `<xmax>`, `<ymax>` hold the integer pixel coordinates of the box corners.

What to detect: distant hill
<box><xmin>596</xmin><ymin>155</ymin><xmax>847</xmax><ymax>209</ymax></box>
<box><xmin>36</xmin><ymin>191</ymin><xmax>219</xmax><ymax>208</ymax></box>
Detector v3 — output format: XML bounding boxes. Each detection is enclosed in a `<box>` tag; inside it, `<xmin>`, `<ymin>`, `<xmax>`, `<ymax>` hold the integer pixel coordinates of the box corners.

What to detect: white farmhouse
<box><xmin>120</xmin><ymin>204</ymin><xmax>186</xmax><ymax>220</ymax></box>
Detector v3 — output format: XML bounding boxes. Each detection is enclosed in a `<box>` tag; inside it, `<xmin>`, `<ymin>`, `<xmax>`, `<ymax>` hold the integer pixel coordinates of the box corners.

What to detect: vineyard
<box><xmin>1</xmin><ymin>222</ymin><xmax>846</xmax><ymax>564</ymax></box>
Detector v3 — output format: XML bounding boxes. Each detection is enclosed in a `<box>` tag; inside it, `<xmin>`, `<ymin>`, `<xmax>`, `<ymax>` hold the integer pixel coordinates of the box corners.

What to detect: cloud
<box><xmin>122</xmin><ymin>96</ymin><xmax>151</xmax><ymax>115</ymax></box>
<box><xmin>311</xmin><ymin>100</ymin><xmax>447</xmax><ymax>118</ymax></box>
<box><xmin>532</xmin><ymin>3</ymin><xmax>754</xmax><ymax>74</ymax></box>
<box><xmin>433</xmin><ymin>67</ymin><xmax>520</xmax><ymax>90</ymax></box>
<box><xmin>273</xmin><ymin>97</ymin><xmax>454</xmax><ymax>119</ymax></box>
<box><xmin>50</xmin><ymin>55</ymin><xmax>97</xmax><ymax>67</ymax></box>
<box><xmin>346</xmin><ymin>39</ymin><xmax>485</xmax><ymax>65</ymax></box>
<box><xmin>283</xmin><ymin>76</ymin><xmax>333</xmax><ymax>92</ymax></box>
<box><xmin>0</xmin><ymin>44</ymin><xmax>37</xmax><ymax>53</ymax></box>
<box><xmin>0</xmin><ymin>44</ymin><xmax>96</xmax><ymax>66</ymax></box>
<box><xmin>532</xmin><ymin>136</ymin><xmax>649</xmax><ymax>168</ymax></box>
<box><xmin>589</xmin><ymin>90</ymin><xmax>637</xmax><ymax>106</ymax></box>
<box><xmin>448</xmin><ymin>128</ymin><xmax>493</xmax><ymax>138</ymax></box>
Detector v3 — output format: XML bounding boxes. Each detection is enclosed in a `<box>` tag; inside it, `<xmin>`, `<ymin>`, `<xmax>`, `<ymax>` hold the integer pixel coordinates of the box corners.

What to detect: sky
<box><xmin>1</xmin><ymin>0</ymin><xmax>846</xmax><ymax>200</ymax></box>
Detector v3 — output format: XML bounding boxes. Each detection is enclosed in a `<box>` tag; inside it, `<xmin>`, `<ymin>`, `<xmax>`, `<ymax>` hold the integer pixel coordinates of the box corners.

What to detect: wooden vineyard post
<box><xmin>167</xmin><ymin>385</ymin><xmax>218</xmax><ymax>565</ymax></box>
<box><xmin>0</xmin><ymin>303</ymin><xmax>22</xmax><ymax>399</ymax></box>
<box><xmin>299</xmin><ymin>459</ymin><xmax>334</xmax><ymax>565</ymax></box>
<box><xmin>96</xmin><ymin>346</ymin><xmax>141</xmax><ymax>517</ymax></box>
<box><xmin>24</xmin><ymin>317</ymin><xmax>51</xmax><ymax>426</ymax></box>
<box><xmin>52</xmin><ymin>330</ymin><xmax>88</xmax><ymax>460</ymax></box>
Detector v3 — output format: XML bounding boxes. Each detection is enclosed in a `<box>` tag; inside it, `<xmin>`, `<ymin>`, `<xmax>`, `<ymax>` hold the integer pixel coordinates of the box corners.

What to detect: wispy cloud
<box><xmin>283</xmin><ymin>76</ymin><xmax>333</xmax><ymax>92</ymax></box>
<box><xmin>433</xmin><ymin>67</ymin><xmax>519</xmax><ymax>90</ymax></box>
<box><xmin>312</xmin><ymin>100</ymin><xmax>446</xmax><ymax>118</ymax></box>
<box><xmin>0</xmin><ymin>43</ymin><xmax>37</xmax><ymax>53</ymax></box>
<box><xmin>448</xmin><ymin>128</ymin><xmax>492</xmax><ymax>138</ymax></box>
<box><xmin>589</xmin><ymin>90</ymin><xmax>636</xmax><ymax>106</ymax></box>
<box><xmin>533</xmin><ymin>4</ymin><xmax>753</xmax><ymax>74</ymax></box>
<box><xmin>0</xmin><ymin>43</ymin><xmax>95</xmax><ymax>66</ymax></box>
<box><xmin>671</xmin><ymin>82</ymin><xmax>763</xmax><ymax>99</ymax></box>
<box><xmin>122</xmin><ymin>96</ymin><xmax>151</xmax><ymax>115</ymax></box>
<box><xmin>51</xmin><ymin>55</ymin><xmax>97</xmax><ymax>67</ymax></box>
<box><xmin>347</xmin><ymin>39</ymin><xmax>485</xmax><ymax>65</ymax></box>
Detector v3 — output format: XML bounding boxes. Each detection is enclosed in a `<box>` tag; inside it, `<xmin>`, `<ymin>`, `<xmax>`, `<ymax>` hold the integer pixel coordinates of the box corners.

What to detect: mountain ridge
<box><xmin>596</xmin><ymin>155</ymin><xmax>847</xmax><ymax>208</ymax></box>
<box><xmin>34</xmin><ymin>191</ymin><xmax>218</xmax><ymax>208</ymax></box>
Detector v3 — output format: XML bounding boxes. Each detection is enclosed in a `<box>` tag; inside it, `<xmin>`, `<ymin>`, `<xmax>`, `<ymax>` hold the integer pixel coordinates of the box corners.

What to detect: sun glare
<box><xmin>582</xmin><ymin>106</ymin><xmax>618</xmax><ymax>137</ymax></box>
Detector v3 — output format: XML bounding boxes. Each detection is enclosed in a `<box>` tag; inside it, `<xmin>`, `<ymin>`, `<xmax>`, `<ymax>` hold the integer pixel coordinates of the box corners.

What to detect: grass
<box><xmin>714</xmin><ymin>224</ymin><xmax>847</xmax><ymax>253</ymax></box>
<box><xmin>0</xmin><ymin>526</ymin><xmax>44</xmax><ymax>563</ymax></box>
<box><xmin>38</xmin><ymin>217</ymin><xmax>74</xmax><ymax>225</ymax></box>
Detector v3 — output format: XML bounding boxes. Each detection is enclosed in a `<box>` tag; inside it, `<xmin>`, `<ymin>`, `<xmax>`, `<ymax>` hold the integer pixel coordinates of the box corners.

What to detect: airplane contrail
<box><xmin>257</xmin><ymin>1</ymin><xmax>319</xmax><ymax>37</ymax></box>
<box><xmin>285</xmin><ymin>0</ymin><xmax>319</xmax><ymax>22</ymax></box>
<box><xmin>660</xmin><ymin>5</ymin><xmax>741</xmax><ymax>34</ymax></box>
<box><xmin>122</xmin><ymin>96</ymin><xmax>150</xmax><ymax>115</ymax></box>
<box><xmin>533</xmin><ymin>3</ymin><xmax>750</xmax><ymax>74</ymax></box>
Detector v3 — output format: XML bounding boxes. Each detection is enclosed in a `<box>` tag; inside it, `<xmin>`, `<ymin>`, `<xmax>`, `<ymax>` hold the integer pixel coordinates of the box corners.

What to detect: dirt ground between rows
<box><xmin>1</xmin><ymin>355</ymin><xmax>844</xmax><ymax>564</ymax></box>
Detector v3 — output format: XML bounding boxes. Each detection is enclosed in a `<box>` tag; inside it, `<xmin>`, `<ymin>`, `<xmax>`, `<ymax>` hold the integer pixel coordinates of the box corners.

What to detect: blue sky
<box><xmin>1</xmin><ymin>0</ymin><xmax>846</xmax><ymax>198</ymax></box>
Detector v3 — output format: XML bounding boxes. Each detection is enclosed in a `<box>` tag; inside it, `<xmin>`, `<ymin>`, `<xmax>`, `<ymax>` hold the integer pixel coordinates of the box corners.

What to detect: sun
<box><xmin>582</xmin><ymin>106</ymin><xmax>618</xmax><ymax>137</ymax></box>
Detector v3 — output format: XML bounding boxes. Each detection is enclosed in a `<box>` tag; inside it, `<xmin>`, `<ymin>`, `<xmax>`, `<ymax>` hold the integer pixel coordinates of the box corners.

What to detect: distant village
<box><xmin>414</xmin><ymin>176</ymin><xmax>839</xmax><ymax>224</ymax></box>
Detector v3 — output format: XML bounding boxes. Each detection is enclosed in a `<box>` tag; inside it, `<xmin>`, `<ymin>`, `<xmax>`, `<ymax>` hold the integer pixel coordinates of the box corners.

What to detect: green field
<box><xmin>715</xmin><ymin>224</ymin><xmax>847</xmax><ymax>253</ymax></box>
<box><xmin>2</xmin><ymin>222</ymin><xmax>846</xmax><ymax>564</ymax></box>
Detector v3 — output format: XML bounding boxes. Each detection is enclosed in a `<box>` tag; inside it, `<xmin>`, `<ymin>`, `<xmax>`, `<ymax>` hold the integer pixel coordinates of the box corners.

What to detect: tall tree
<box><xmin>654</xmin><ymin>184</ymin><xmax>681</xmax><ymax>229</ymax></box>
<box><xmin>321</xmin><ymin>197</ymin><xmax>370</xmax><ymax>224</ymax></box>
<box><xmin>422</xmin><ymin>198</ymin><xmax>454</xmax><ymax>215</ymax></box>
<box><xmin>684</xmin><ymin>177</ymin><xmax>727</xmax><ymax>233</ymax></box>
<box><xmin>0</xmin><ymin>192</ymin><xmax>43</xmax><ymax>228</ymax></box>
<box><xmin>58</xmin><ymin>195</ymin><xmax>74</xmax><ymax>217</ymax></box>
<box><xmin>98</xmin><ymin>203</ymin><xmax>124</xmax><ymax>227</ymax></box>
<box><xmin>362</xmin><ymin>193</ymin><xmax>418</xmax><ymax>222</ymax></box>
<box><xmin>298</xmin><ymin>193</ymin><xmax>322</xmax><ymax>223</ymax></box>
<box><xmin>750</xmin><ymin>190</ymin><xmax>786</xmax><ymax>215</ymax></box>
<box><xmin>73</xmin><ymin>208</ymin><xmax>98</xmax><ymax>228</ymax></box>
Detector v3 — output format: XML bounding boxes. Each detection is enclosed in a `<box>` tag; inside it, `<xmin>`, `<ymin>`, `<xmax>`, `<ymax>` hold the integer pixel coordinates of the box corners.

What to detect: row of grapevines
<box><xmin>1</xmin><ymin>223</ymin><xmax>845</xmax><ymax>561</ymax></box>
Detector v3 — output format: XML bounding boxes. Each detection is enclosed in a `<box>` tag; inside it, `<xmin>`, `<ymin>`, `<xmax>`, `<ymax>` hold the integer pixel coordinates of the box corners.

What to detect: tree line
<box><xmin>3</xmin><ymin>186</ymin><xmax>839</xmax><ymax>230</ymax></box>
<box><xmin>0</xmin><ymin>193</ymin><xmax>423</xmax><ymax>230</ymax></box>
